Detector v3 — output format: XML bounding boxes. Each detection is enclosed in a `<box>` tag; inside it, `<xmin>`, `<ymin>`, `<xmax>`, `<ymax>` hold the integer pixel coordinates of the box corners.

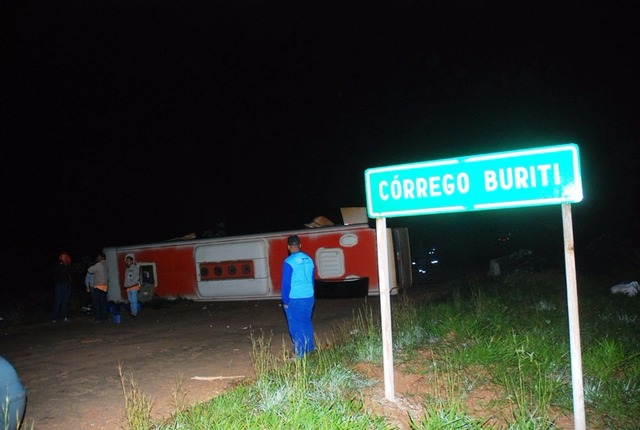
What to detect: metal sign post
<box><xmin>562</xmin><ymin>203</ymin><xmax>586</xmax><ymax>430</ymax></box>
<box><xmin>375</xmin><ymin>216</ymin><xmax>395</xmax><ymax>401</ymax></box>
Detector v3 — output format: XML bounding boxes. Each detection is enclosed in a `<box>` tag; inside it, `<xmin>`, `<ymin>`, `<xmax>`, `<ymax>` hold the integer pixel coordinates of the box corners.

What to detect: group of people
<box><xmin>52</xmin><ymin>234</ymin><xmax>316</xmax><ymax>358</ymax></box>
<box><xmin>51</xmin><ymin>251</ymin><xmax>141</xmax><ymax>323</ymax></box>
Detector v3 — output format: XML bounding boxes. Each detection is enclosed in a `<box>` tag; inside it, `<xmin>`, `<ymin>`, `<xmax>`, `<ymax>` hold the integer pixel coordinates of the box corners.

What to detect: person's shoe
<box><xmin>51</xmin><ymin>319</ymin><xmax>57</xmax><ymax>323</ymax></box>
<box><xmin>63</xmin><ymin>318</ymin><xmax>70</xmax><ymax>322</ymax></box>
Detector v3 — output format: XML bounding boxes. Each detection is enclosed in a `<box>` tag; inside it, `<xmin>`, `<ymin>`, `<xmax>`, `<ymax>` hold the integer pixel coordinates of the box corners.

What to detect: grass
<box><xmin>119</xmin><ymin>363</ymin><xmax>153</xmax><ymax>430</ymax></box>
<box><xmin>119</xmin><ymin>270</ymin><xmax>640</xmax><ymax>429</ymax></box>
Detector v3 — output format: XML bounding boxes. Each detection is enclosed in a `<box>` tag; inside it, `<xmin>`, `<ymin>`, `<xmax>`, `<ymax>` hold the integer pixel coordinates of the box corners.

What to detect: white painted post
<box><xmin>375</xmin><ymin>217</ymin><xmax>395</xmax><ymax>401</ymax></box>
<box><xmin>562</xmin><ymin>203</ymin><xmax>586</xmax><ymax>430</ymax></box>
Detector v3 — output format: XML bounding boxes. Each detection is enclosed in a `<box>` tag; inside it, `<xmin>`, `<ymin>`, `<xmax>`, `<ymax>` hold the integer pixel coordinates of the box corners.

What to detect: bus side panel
<box><xmin>266</xmin><ymin>227</ymin><xmax>381</xmax><ymax>296</ymax></box>
<box><xmin>112</xmin><ymin>246</ymin><xmax>199</xmax><ymax>301</ymax></box>
<box><xmin>195</xmin><ymin>239</ymin><xmax>272</xmax><ymax>298</ymax></box>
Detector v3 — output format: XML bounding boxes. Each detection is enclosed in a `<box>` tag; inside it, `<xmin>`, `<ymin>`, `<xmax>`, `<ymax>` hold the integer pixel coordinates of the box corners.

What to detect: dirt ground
<box><xmin>1</xmin><ymin>290</ymin><xmax>429</xmax><ymax>430</ymax></box>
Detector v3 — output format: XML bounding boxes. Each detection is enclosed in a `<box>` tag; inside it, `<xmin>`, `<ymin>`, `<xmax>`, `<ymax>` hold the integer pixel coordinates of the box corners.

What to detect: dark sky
<box><xmin>1</xmin><ymin>1</ymin><xmax>639</xmax><ymax>292</ymax></box>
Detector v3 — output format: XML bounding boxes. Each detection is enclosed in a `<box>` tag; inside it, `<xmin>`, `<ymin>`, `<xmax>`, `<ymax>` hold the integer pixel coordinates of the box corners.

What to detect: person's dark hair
<box><xmin>287</xmin><ymin>235</ymin><xmax>301</xmax><ymax>246</ymax></box>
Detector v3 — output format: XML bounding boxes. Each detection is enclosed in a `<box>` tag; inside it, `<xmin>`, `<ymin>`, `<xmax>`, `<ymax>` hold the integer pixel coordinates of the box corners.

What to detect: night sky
<box><xmin>1</xmin><ymin>1</ymin><xmax>639</xmax><ymax>297</ymax></box>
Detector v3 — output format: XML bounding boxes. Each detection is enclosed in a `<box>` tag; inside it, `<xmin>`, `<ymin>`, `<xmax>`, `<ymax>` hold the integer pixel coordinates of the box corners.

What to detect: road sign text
<box><xmin>365</xmin><ymin>144</ymin><xmax>582</xmax><ymax>217</ymax></box>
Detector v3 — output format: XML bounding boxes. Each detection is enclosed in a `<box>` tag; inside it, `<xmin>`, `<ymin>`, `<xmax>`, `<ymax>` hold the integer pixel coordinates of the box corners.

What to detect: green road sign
<box><xmin>365</xmin><ymin>144</ymin><xmax>583</xmax><ymax>218</ymax></box>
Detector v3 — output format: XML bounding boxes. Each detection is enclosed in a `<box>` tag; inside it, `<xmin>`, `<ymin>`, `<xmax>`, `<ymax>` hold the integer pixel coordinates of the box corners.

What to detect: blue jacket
<box><xmin>281</xmin><ymin>251</ymin><xmax>315</xmax><ymax>304</ymax></box>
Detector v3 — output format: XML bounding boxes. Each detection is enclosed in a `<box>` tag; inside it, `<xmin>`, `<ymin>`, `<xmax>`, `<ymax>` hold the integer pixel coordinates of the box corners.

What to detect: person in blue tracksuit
<box><xmin>281</xmin><ymin>235</ymin><xmax>315</xmax><ymax>357</ymax></box>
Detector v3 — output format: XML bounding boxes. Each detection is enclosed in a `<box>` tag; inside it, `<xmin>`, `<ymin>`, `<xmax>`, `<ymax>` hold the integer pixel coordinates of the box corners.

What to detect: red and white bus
<box><xmin>104</xmin><ymin>222</ymin><xmax>412</xmax><ymax>303</ymax></box>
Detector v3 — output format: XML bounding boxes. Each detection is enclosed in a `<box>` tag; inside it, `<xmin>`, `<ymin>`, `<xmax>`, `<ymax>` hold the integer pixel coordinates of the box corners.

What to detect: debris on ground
<box><xmin>610</xmin><ymin>281</ymin><xmax>639</xmax><ymax>297</ymax></box>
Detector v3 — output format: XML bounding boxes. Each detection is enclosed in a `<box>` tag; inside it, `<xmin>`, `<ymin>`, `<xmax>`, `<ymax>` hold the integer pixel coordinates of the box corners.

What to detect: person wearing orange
<box><xmin>87</xmin><ymin>252</ymin><xmax>109</xmax><ymax>323</ymax></box>
<box><xmin>51</xmin><ymin>251</ymin><xmax>73</xmax><ymax>323</ymax></box>
<box><xmin>123</xmin><ymin>254</ymin><xmax>140</xmax><ymax>317</ymax></box>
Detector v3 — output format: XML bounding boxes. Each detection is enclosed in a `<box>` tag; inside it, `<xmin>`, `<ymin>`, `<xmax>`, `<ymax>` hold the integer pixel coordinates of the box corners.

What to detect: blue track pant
<box><xmin>284</xmin><ymin>297</ymin><xmax>315</xmax><ymax>357</ymax></box>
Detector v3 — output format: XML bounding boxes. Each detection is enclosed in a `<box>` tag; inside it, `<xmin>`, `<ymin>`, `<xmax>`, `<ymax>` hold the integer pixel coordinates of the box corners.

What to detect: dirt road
<box><xmin>1</xmin><ymin>295</ymin><xmax>386</xmax><ymax>429</ymax></box>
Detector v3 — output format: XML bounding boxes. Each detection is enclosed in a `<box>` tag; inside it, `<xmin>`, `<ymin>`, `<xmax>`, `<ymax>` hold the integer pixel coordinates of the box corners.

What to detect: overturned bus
<box><xmin>104</xmin><ymin>211</ymin><xmax>412</xmax><ymax>303</ymax></box>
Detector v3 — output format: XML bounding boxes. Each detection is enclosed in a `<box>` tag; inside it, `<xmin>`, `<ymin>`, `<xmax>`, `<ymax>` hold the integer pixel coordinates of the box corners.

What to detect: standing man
<box><xmin>123</xmin><ymin>254</ymin><xmax>140</xmax><ymax>317</ymax></box>
<box><xmin>51</xmin><ymin>251</ymin><xmax>73</xmax><ymax>323</ymax></box>
<box><xmin>281</xmin><ymin>235</ymin><xmax>316</xmax><ymax>357</ymax></box>
<box><xmin>84</xmin><ymin>260</ymin><xmax>95</xmax><ymax>316</ymax></box>
<box><xmin>87</xmin><ymin>252</ymin><xmax>109</xmax><ymax>323</ymax></box>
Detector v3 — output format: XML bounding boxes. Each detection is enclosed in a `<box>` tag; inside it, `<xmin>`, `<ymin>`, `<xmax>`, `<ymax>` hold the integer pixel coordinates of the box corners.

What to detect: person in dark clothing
<box><xmin>51</xmin><ymin>252</ymin><xmax>73</xmax><ymax>323</ymax></box>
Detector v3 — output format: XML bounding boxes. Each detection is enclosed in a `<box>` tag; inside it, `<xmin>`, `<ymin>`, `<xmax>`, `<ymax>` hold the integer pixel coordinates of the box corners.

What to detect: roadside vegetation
<box><xmin>118</xmin><ymin>271</ymin><xmax>640</xmax><ymax>429</ymax></box>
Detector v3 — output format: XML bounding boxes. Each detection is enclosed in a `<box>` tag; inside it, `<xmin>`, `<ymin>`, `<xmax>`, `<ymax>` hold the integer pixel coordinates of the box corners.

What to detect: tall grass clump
<box><xmin>581</xmin><ymin>325</ymin><xmax>640</xmax><ymax>424</ymax></box>
<box><xmin>2</xmin><ymin>388</ymin><xmax>34</xmax><ymax>430</ymax></box>
<box><xmin>493</xmin><ymin>334</ymin><xmax>567</xmax><ymax>428</ymax></box>
<box><xmin>408</xmin><ymin>271</ymin><xmax>640</xmax><ymax>428</ymax></box>
<box><xmin>406</xmin><ymin>274</ymin><xmax>557</xmax><ymax>425</ymax></box>
<box><xmin>570</xmin><ymin>274</ymin><xmax>640</xmax><ymax>428</ymax></box>
<box><xmin>249</xmin><ymin>329</ymin><xmax>283</xmax><ymax>378</ymax></box>
<box><xmin>410</xmin><ymin>405</ymin><xmax>486</xmax><ymax>430</ymax></box>
<box><xmin>334</xmin><ymin>305</ymin><xmax>383</xmax><ymax>362</ymax></box>
<box><xmin>157</xmin><ymin>338</ymin><xmax>387</xmax><ymax>430</ymax></box>
<box><xmin>329</xmin><ymin>293</ymin><xmax>430</xmax><ymax>365</ymax></box>
<box><xmin>118</xmin><ymin>364</ymin><xmax>153</xmax><ymax>430</ymax></box>
<box><xmin>410</xmin><ymin>351</ymin><xmax>488</xmax><ymax>430</ymax></box>
<box><xmin>169</xmin><ymin>374</ymin><xmax>189</xmax><ymax>416</ymax></box>
<box><xmin>392</xmin><ymin>293</ymin><xmax>430</xmax><ymax>353</ymax></box>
